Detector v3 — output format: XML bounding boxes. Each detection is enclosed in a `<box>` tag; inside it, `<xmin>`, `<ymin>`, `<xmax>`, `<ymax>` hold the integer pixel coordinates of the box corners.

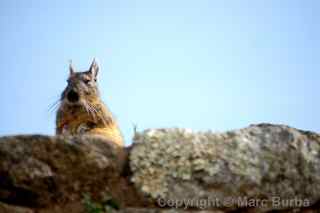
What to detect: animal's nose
<box><xmin>67</xmin><ymin>90</ymin><xmax>79</xmax><ymax>103</ymax></box>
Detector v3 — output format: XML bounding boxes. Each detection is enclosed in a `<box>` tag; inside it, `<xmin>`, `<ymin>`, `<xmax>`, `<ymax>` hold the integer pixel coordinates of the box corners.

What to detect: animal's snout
<box><xmin>67</xmin><ymin>90</ymin><xmax>79</xmax><ymax>103</ymax></box>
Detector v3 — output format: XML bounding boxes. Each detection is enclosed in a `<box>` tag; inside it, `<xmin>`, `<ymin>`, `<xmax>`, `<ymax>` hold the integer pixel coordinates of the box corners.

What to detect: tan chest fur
<box><xmin>56</xmin><ymin>103</ymin><xmax>124</xmax><ymax>146</ymax></box>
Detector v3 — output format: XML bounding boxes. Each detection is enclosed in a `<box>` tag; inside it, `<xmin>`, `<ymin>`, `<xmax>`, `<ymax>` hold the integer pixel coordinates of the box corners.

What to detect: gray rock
<box><xmin>0</xmin><ymin>124</ymin><xmax>319</xmax><ymax>213</ymax></box>
<box><xmin>130</xmin><ymin>124</ymin><xmax>320</xmax><ymax>212</ymax></box>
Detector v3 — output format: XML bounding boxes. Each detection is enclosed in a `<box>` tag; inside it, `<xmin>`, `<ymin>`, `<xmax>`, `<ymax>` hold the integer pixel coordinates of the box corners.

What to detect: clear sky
<box><xmin>0</xmin><ymin>0</ymin><xmax>319</xmax><ymax>145</ymax></box>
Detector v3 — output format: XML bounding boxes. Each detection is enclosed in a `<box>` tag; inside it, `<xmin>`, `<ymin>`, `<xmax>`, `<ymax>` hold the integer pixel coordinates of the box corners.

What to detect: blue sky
<box><xmin>0</xmin><ymin>0</ymin><xmax>319</xmax><ymax>145</ymax></box>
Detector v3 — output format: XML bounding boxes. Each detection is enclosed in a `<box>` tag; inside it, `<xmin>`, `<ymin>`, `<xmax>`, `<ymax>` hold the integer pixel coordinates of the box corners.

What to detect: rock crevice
<box><xmin>0</xmin><ymin>124</ymin><xmax>319</xmax><ymax>212</ymax></box>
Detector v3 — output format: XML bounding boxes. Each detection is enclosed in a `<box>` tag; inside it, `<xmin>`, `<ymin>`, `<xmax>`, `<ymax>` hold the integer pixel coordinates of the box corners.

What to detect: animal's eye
<box><xmin>83</xmin><ymin>79</ymin><xmax>90</xmax><ymax>84</ymax></box>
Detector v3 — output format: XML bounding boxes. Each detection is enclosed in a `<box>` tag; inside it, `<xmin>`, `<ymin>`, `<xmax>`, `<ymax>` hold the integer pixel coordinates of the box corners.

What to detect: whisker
<box><xmin>84</xmin><ymin>102</ymin><xmax>97</xmax><ymax>122</ymax></box>
<box><xmin>48</xmin><ymin>99</ymin><xmax>61</xmax><ymax>113</ymax></box>
<box><xmin>88</xmin><ymin>102</ymin><xmax>106</xmax><ymax>124</ymax></box>
<box><xmin>83</xmin><ymin>102</ymin><xmax>91</xmax><ymax>117</ymax></box>
<box><xmin>88</xmin><ymin>103</ymin><xmax>98</xmax><ymax>115</ymax></box>
<box><xmin>89</xmin><ymin>103</ymin><xmax>99</xmax><ymax>123</ymax></box>
<box><xmin>89</xmin><ymin>103</ymin><xmax>111</xmax><ymax>126</ymax></box>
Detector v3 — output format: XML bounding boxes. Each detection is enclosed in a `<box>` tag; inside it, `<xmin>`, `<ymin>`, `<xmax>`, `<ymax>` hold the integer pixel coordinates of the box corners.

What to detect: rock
<box><xmin>0</xmin><ymin>202</ymin><xmax>33</xmax><ymax>213</ymax></box>
<box><xmin>119</xmin><ymin>209</ymin><xmax>224</xmax><ymax>213</ymax></box>
<box><xmin>0</xmin><ymin>124</ymin><xmax>320</xmax><ymax>212</ymax></box>
<box><xmin>130</xmin><ymin>124</ymin><xmax>320</xmax><ymax>212</ymax></box>
<box><xmin>0</xmin><ymin>134</ymin><xmax>143</xmax><ymax>212</ymax></box>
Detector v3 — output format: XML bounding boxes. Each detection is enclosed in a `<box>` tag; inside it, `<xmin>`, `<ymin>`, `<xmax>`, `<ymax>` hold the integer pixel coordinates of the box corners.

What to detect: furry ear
<box><xmin>89</xmin><ymin>58</ymin><xmax>99</xmax><ymax>79</ymax></box>
<box><xmin>69</xmin><ymin>60</ymin><xmax>76</xmax><ymax>76</ymax></box>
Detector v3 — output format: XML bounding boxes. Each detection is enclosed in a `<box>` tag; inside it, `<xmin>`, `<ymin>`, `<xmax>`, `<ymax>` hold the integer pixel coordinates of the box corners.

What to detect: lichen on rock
<box><xmin>1</xmin><ymin>124</ymin><xmax>320</xmax><ymax>212</ymax></box>
<box><xmin>130</xmin><ymin>124</ymin><xmax>320</xmax><ymax>211</ymax></box>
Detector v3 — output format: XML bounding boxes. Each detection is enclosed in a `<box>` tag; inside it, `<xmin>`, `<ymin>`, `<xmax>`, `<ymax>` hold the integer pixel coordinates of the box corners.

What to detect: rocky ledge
<box><xmin>0</xmin><ymin>124</ymin><xmax>319</xmax><ymax>212</ymax></box>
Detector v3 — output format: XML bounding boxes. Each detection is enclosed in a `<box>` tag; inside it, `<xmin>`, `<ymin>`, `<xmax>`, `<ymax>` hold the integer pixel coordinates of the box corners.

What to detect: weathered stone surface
<box><xmin>0</xmin><ymin>202</ymin><xmax>33</xmax><ymax>213</ymax></box>
<box><xmin>130</xmin><ymin>124</ymin><xmax>320</xmax><ymax>212</ymax></box>
<box><xmin>0</xmin><ymin>124</ymin><xmax>320</xmax><ymax>212</ymax></box>
<box><xmin>119</xmin><ymin>209</ymin><xmax>224</xmax><ymax>213</ymax></box>
<box><xmin>0</xmin><ymin>134</ymin><xmax>142</xmax><ymax>211</ymax></box>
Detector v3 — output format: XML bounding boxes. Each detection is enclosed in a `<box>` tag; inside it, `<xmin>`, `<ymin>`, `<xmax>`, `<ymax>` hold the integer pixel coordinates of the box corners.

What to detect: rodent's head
<box><xmin>61</xmin><ymin>59</ymin><xmax>100</xmax><ymax>105</ymax></box>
